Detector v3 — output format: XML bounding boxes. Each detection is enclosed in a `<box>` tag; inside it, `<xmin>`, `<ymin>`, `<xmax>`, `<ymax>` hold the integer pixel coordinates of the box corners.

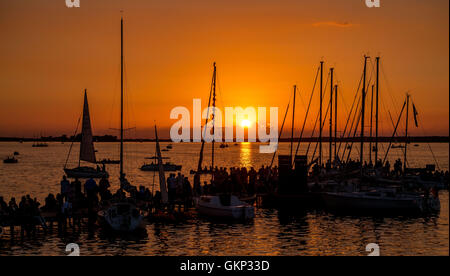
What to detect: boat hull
<box><xmin>98</xmin><ymin>203</ymin><xmax>144</xmax><ymax>232</ymax></box>
<box><xmin>3</xmin><ymin>159</ymin><xmax>18</xmax><ymax>164</ymax></box>
<box><xmin>64</xmin><ymin>167</ymin><xmax>109</xmax><ymax>179</ymax></box>
<box><xmin>322</xmin><ymin>192</ymin><xmax>423</xmax><ymax>214</ymax></box>
<box><xmin>195</xmin><ymin>195</ymin><xmax>255</xmax><ymax>220</ymax></box>
<box><xmin>140</xmin><ymin>164</ymin><xmax>181</xmax><ymax>172</ymax></box>
<box><xmin>197</xmin><ymin>203</ymin><xmax>254</xmax><ymax>220</ymax></box>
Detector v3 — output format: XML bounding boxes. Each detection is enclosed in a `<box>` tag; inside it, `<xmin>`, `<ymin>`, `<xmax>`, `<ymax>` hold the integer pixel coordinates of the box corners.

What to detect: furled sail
<box><xmin>155</xmin><ymin>125</ymin><xmax>168</xmax><ymax>204</ymax></box>
<box><xmin>79</xmin><ymin>90</ymin><xmax>96</xmax><ymax>163</ymax></box>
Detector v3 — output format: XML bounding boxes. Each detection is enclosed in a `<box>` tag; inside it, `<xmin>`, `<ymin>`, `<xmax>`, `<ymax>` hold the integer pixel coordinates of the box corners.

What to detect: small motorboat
<box><xmin>219</xmin><ymin>143</ymin><xmax>229</xmax><ymax>148</ymax></box>
<box><xmin>140</xmin><ymin>162</ymin><xmax>181</xmax><ymax>171</ymax></box>
<box><xmin>13</xmin><ymin>151</ymin><xmax>19</xmax><ymax>156</ymax></box>
<box><xmin>98</xmin><ymin>201</ymin><xmax>144</xmax><ymax>232</ymax></box>
<box><xmin>196</xmin><ymin>194</ymin><xmax>255</xmax><ymax>220</ymax></box>
<box><xmin>3</xmin><ymin>156</ymin><xmax>18</xmax><ymax>164</ymax></box>
<box><xmin>64</xmin><ymin>166</ymin><xmax>109</xmax><ymax>179</ymax></box>
<box><xmin>166</xmin><ymin>144</ymin><xmax>173</xmax><ymax>149</ymax></box>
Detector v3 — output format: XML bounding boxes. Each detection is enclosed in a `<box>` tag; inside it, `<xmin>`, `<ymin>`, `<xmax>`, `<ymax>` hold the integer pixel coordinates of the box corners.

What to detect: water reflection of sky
<box><xmin>239</xmin><ymin>142</ymin><xmax>252</xmax><ymax>168</ymax></box>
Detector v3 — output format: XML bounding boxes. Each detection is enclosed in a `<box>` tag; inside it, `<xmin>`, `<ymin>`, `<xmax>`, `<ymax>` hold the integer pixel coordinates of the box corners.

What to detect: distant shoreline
<box><xmin>0</xmin><ymin>136</ymin><xmax>448</xmax><ymax>143</ymax></box>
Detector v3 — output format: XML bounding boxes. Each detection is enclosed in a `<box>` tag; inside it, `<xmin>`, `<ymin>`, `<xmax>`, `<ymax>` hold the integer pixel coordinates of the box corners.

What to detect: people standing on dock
<box><xmin>167</xmin><ymin>173</ymin><xmax>177</xmax><ymax>206</ymax></box>
<box><xmin>0</xmin><ymin>197</ymin><xmax>7</xmax><ymax>215</ymax></box>
<box><xmin>98</xmin><ymin>176</ymin><xmax>110</xmax><ymax>201</ymax></box>
<box><xmin>183</xmin><ymin>177</ymin><xmax>192</xmax><ymax>208</ymax></box>
<box><xmin>60</xmin><ymin>175</ymin><xmax>70</xmax><ymax>200</ymax></box>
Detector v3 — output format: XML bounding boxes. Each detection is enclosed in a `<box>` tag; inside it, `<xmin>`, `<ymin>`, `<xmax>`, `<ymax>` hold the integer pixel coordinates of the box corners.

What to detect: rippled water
<box><xmin>0</xmin><ymin>142</ymin><xmax>448</xmax><ymax>256</ymax></box>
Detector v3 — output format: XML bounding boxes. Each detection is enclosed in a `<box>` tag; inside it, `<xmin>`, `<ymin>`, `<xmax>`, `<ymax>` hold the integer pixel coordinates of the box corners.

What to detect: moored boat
<box><xmin>3</xmin><ymin>156</ymin><xmax>18</xmax><ymax>164</ymax></box>
<box><xmin>98</xmin><ymin>202</ymin><xmax>144</xmax><ymax>232</ymax></box>
<box><xmin>322</xmin><ymin>187</ymin><xmax>440</xmax><ymax>214</ymax></box>
<box><xmin>140</xmin><ymin>162</ymin><xmax>181</xmax><ymax>172</ymax></box>
<box><xmin>32</xmin><ymin>142</ymin><xmax>48</xmax><ymax>147</ymax></box>
<box><xmin>196</xmin><ymin>195</ymin><xmax>255</xmax><ymax>220</ymax></box>
<box><xmin>63</xmin><ymin>90</ymin><xmax>109</xmax><ymax>179</ymax></box>
<box><xmin>64</xmin><ymin>166</ymin><xmax>108</xmax><ymax>179</ymax></box>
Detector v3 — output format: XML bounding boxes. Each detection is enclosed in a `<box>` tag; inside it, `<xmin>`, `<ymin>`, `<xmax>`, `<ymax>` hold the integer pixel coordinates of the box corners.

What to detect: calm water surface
<box><xmin>0</xmin><ymin>142</ymin><xmax>448</xmax><ymax>256</ymax></box>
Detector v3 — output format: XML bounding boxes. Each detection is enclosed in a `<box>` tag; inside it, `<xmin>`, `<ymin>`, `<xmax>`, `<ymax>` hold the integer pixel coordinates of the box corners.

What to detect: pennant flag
<box><xmin>412</xmin><ymin>103</ymin><xmax>419</xmax><ymax>127</ymax></box>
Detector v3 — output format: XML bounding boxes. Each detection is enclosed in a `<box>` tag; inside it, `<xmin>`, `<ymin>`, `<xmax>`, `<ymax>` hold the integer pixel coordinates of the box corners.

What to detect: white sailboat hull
<box><xmin>196</xmin><ymin>195</ymin><xmax>255</xmax><ymax>220</ymax></box>
<box><xmin>98</xmin><ymin>202</ymin><xmax>144</xmax><ymax>232</ymax></box>
<box><xmin>323</xmin><ymin>191</ymin><xmax>440</xmax><ymax>213</ymax></box>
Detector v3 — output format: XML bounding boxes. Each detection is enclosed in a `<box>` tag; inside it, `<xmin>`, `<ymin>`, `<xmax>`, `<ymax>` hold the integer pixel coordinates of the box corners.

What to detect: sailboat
<box><xmin>97</xmin><ymin>17</ymin><xmax>145</xmax><ymax>233</ymax></box>
<box><xmin>64</xmin><ymin>90</ymin><xmax>109</xmax><ymax>179</ymax></box>
<box><xmin>194</xmin><ymin>63</ymin><xmax>255</xmax><ymax>220</ymax></box>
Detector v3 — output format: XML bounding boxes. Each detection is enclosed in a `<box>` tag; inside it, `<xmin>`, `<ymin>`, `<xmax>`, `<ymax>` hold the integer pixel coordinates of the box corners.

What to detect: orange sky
<box><xmin>0</xmin><ymin>0</ymin><xmax>448</xmax><ymax>138</ymax></box>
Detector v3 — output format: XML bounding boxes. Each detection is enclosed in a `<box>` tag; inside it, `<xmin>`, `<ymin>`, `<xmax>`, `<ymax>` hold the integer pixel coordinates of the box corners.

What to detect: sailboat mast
<box><xmin>290</xmin><ymin>85</ymin><xmax>296</xmax><ymax>165</ymax></box>
<box><xmin>329</xmin><ymin>68</ymin><xmax>334</xmax><ymax>164</ymax></box>
<box><xmin>334</xmin><ymin>84</ymin><xmax>338</xmax><ymax>161</ymax></box>
<box><xmin>369</xmin><ymin>85</ymin><xmax>374</xmax><ymax>164</ymax></box>
<box><xmin>319</xmin><ymin>61</ymin><xmax>323</xmax><ymax>166</ymax></box>
<box><xmin>404</xmin><ymin>94</ymin><xmax>410</xmax><ymax>173</ymax></box>
<box><xmin>120</xmin><ymin>17</ymin><xmax>124</xmax><ymax>180</ymax></box>
<box><xmin>360</xmin><ymin>56</ymin><xmax>368</xmax><ymax>170</ymax></box>
<box><xmin>375</xmin><ymin>57</ymin><xmax>380</xmax><ymax>163</ymax></box>
<box><xmin>211</xmin><ymin>62</ymin><xmax>216</xmax><ymax>181</ymax></box>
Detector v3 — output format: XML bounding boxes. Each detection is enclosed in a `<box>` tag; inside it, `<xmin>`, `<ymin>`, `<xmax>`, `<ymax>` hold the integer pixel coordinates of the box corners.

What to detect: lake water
<box><xmin>0</xmin><ymin>142</ymin><xmax>448</xmax><ymax>256</ymax></box>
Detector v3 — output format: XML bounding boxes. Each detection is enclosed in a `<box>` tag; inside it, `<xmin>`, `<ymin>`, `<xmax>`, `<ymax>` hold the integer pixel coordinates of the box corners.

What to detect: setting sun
<box><xmin>240</xmin><ymin>119</ymin><xmax>252</xmax><ymax>128</ymax></box>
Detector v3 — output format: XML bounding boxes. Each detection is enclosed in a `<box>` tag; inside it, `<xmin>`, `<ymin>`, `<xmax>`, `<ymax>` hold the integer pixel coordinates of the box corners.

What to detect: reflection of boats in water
<box><xmin>196</xmin><ymin>195</ymin><xmax>255</xmax><ymax>220</ymax></box>
<box><xmin>141</xmin><ymin>162</ymin><xmax>181</xmax><ymax>171</ymax></box>
<box><xmin>391</xmin><ymin>144</ymin><xmax>406</xmax><ymax>149</ymax></box>
<box><xmin>322</xmin><ymin>187</ymin><xmax>440</xmax><ymax>214</ymax></box>
<box><xmin>161</xmin><ymin>149</ymin><xmax>169</xmax><ymax>152</ymax></box>
<box><xmin>166</xmin><ymin>144</ymin><xmax>173</xmax><ymax>149</ymax></box>
<box><xmin>63</xmin><ymin>90</ymin><xmax>109</xmax><ymax>179</ymax></box>
<box><xmin>3</xmin><ymin>156</ymin><xmax>18</xmax><ymax>164</ymax></box>
<box><xmin>98</xmin><ymin>202</ymin><xmax>144</xmax><ymax>232</ymax></box>
<box><xmin>13</xmin><ymin>151</ymin><xmax>19</xmax><ymax>155</ymax></box>
<box><xmin>219</xmin><ymin>143</ymin><xmax>228</xmax><ymax>148</ymax></box>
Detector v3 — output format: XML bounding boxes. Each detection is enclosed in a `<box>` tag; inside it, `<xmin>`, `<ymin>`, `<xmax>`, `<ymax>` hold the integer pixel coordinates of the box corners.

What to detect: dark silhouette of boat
<box><xmin>97</xmin><ymin>159</ymin><xmax>120</xmax><ymax>164</ymax></box>
<box><xmin>3</xmin><ymin>156</ymin><xmax>18</xmax><ymax>164</ymax></box>
<box><xmin>64</xmin><ymin>90</ymin><xmax>109</xmax><ymax>179</ymax></box>
<box><xmin>140</xmin><ymin>162</ymin><xmax>181</xmax><ymax>172</ymax></box>
<box><xmin>32</xmin><ymin>142</ymin><xmax>48</xmax><ymax>147</ymax></box>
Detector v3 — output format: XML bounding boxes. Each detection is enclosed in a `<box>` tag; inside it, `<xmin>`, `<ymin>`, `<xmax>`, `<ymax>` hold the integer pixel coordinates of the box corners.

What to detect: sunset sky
<box><xmin>0</xmin><ymin>0</ymin><xmax>448</xmax><ymax>138</ymax></box>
